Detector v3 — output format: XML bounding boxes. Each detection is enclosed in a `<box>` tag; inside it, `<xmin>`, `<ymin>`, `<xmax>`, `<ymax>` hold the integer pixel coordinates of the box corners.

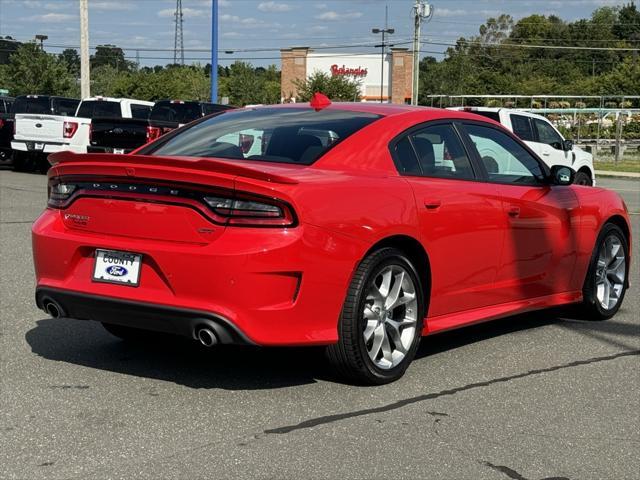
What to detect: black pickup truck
<box><xmin>88</xmin><ymin>100</ymin><xmax>234</xmax><ymax>154</ymax></box>
<box><xmin>0</xmin><ymin>96</ymin><xmax>14</xmax><ymax>161</ymax></box>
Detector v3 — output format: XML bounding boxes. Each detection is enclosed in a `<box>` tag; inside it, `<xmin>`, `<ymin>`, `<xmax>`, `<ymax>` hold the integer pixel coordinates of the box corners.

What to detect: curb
<box><xmin>595</xmin><ymin>170</ymin><xmax>640</xmax><ymax>179</ymax></box>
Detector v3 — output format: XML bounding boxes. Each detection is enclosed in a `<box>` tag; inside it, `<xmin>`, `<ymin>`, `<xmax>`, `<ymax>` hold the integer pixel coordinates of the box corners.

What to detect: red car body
<box><xmin>32</xmin><ymin>103</ymin><xmax>631</xmax><ymax>348</ymax></box>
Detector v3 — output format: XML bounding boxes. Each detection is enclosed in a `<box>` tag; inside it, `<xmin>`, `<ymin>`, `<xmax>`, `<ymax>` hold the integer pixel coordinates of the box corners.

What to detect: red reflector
<box><xmin>310</xmin><ymin>92</ymin><xmax>331</xmax><ymax>111</ymax></box>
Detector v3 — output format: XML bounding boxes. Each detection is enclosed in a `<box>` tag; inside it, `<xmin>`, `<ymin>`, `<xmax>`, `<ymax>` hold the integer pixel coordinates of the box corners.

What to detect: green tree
<box><xmin>293</xmin><ymin>70</ymin><xmax>361</xmax><ymax>102</ymax></box>
<box><xmin>2</xmin><ymin>42</ymin><xmax>75</xmax><ymax>96</ymax></box>
<box><xmin>0</xmin><ymin>36</ymin><xmax>20</xmax><ymax>65</ymax></box>
<box><xmin>91</xmin><ymin>44</ymin><xmax>132</xmax><ymax>71</ymax></box>
<box><xmin>60</xmin><ymin>48</ymin><xmax>80</xmax><ymax>77</ymax></box>
<box><xmin>613</xmin><ymin>2</ymin><xmax>640</xmax><ymax>40</ymax></box>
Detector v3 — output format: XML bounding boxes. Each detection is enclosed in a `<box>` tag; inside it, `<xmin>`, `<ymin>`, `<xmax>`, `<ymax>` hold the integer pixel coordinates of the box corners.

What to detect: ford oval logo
<box><xmin>35</xmin><ymin>123</ymin><xmax>43</xmax><ymax>128</ymax></box>
<box><xmin>106</xmin><ymin>265</ymin><xmax>128</xmax><ymax>277</ymax></box>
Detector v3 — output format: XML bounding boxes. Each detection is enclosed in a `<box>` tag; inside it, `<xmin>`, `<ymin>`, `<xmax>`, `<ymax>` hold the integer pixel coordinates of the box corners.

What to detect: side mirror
<box><xmin>550</xmin><ymin>165</ymin><xmax>575</xmax><ymax>186</ymax></box>
<box><xmin>562</xmin><ymin>139</ymin><xmax>573</xmax><ymax>151</ymax></box>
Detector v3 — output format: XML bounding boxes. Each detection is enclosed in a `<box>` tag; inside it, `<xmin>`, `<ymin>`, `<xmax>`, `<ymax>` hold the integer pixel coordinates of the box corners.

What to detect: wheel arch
<box><xmin>364</xmin><ymin>234</ymin><xmax>432</xmax><ymax>315</ymax></box>
<box><xmin>605</xmin><ymin>214</ymin><xmax>631</xmax><ymax>247</ymax></box>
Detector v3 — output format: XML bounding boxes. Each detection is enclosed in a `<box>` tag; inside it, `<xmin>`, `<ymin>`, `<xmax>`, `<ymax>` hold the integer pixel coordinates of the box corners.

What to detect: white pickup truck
<box><xmin>12</xmin><ymin>97</ymin><xmax>153</xmax><ymax>171</ymax></box>
<box><xmin>449</xmin><ymin>107</ymin><xmax>595</xmax><ymax>185</ymax></box>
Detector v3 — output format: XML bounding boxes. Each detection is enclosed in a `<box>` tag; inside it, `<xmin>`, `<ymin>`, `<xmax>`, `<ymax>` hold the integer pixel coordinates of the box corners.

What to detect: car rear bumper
<box><xmin>32</xmin><ymin>208</ymin><xmax>365</xmax><ymax>346</ymax></box>
<box><xmin>87</xmin><ymin>146</ymin><xmax>136</xmax><ymax>154</ymax></box>
<box><xmin>12</xmin><ymin>140</ymin><xmax>86</xmax><ymax>154</ymax></box>
<box><xmin>36</xmin><ymin>286</ymin><xmax>253</xmax><ymax>344</ymax></box>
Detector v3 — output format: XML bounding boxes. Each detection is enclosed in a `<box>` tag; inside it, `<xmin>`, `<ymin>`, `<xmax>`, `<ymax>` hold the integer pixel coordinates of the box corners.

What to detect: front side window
<box><xmin>510</xmin><ymin>114</ymin><xmax>534</xmax><ymax>142</ymax></box>
<box><xmin>464</xmin><ymin>123</ymin><xmax>544</xmax><ymax>185</ymax></box>
<box><xmin>410</xmin><ymin>124</ymin><xmax>475</xmax><ymax>180</ymax></box>
<box><xmin>533</xmin><ymin>118</ymin><xmax>563</xmax><ymax>149</ymax></box>
<box><xmin>147</xmin><ymin>108</ymin><xmax>381</xmax><ymax>165</ymax></box>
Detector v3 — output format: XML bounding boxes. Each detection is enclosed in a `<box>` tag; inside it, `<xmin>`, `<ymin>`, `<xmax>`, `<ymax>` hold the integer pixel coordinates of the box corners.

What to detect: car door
<box><xmin>461</xmin><ymin>122</ymin><xmax>580</xmax><ymax>303</ymax></box>
<box><xmin>390</xmin><ymin>121</ymin><xmax>506</xmax><ymax>319</ymax></box>
<box><xmin>531</xmin><ymin>117</ymin><xmax>571</xmax><ymax>168</ymax></box>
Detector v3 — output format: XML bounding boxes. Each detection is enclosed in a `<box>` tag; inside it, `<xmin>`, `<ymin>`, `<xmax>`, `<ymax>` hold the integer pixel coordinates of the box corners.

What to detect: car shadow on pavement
<box><xmin>25</xmin><ymin>308</ymin><xmax>637</xmax><ymax>390</ymax></box>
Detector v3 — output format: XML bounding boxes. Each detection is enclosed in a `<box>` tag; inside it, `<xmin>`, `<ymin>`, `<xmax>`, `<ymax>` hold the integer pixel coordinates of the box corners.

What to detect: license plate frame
<box><xmin>92</xmin><ymin>249</ymin><xmax>142</xmax><ymax>287</ymax></box>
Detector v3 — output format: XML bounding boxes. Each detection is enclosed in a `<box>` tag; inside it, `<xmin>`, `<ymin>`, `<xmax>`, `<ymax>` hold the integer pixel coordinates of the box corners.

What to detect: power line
<box><xmin>423</xmin><ymin>40</ymin><xmax>640</xmax><ymax>52</ymax></box>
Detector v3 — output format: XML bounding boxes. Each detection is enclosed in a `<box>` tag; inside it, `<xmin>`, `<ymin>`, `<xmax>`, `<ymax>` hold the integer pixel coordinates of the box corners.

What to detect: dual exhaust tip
<box><xmin>43</xmin><ymin>298</ymin><xmax>219</xmax><ymax>348</ymax></box>
<box><xmin>43</xmin><ymin>299</ymin><xmax>64</xmax><ymax>319</ymax></box>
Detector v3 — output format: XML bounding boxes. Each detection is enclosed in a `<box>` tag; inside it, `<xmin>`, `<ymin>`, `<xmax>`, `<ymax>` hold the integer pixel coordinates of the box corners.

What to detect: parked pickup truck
<box><xmin>448</xmin><ymin>107</ymin><xmax>595</xmax><ymax>185</ymax></box>
<box><xmin>0</xmin><ymin>96</ymin><xmax>14</xmax><ymax>162</ymax></box>
<box><xmin>12</xmin><ymin>96</ymin><xmax>153</xmax><ymax>171</ymax></box>
<box><xmin>88</xmin><ymin>100</ymin><xmax>234</xmax><ymax>154</ymax></box>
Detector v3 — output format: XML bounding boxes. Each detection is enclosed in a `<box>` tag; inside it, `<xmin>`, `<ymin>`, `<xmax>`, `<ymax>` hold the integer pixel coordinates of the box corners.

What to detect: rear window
<box><xmin>202</xmin><ymin>103</ymin><xmax>233</xmax><ymax>116</ymax></box>
<box><xmin>77</xmin><ymin>100</ymin><xmax>122</xmax><ymax>119</ymax></box>
<box><xmin>52</xmin><ymin>98</ymin><xmax>80</xmax><ymax>116</ymax></box>
<box><xmin>470</xmin><ymin>110</ymin><xmax>500</xmax><ymax>122</ymax></box>
<box><xmin>131</xmin><ymin>103</ymin><xmax>152</xmax><ymax>119</ymax></box>
<box><xmin>150</xmin><ymin>102</ymin><xmax>202</xmax><ymax>124</ymax></box>
<box><xmin>510</xmin><ymin>114</ymin><xmax>535</xmax><ymax>142</ymax></box>
<box><xmin>13</xmin><ymin>96</ymin><xmax>51</xmax><ymax>114</ymax></box>
<box><xmin>147</xmin><ymin>107</ymin><xmax>381</xmax><ymax>165</ymax></box>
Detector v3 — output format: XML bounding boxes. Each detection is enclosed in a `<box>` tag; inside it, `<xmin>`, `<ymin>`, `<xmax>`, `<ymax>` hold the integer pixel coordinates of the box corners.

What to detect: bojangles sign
<box><xmin>330</xmin><ymin>64</ymin><xmax>368</xmax><ymax>77</ymax></box>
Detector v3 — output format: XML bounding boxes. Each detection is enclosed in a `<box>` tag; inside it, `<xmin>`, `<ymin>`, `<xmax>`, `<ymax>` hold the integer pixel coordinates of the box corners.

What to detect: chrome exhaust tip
<box><xmin>44</xmin><ymin>300</ymin><xmax>63</xmax><ymax>318</ymax></box>
<box><xmin>196</xmin><ymin>327</ymin><xmax>218</xmax><ymax>347</ymax></box>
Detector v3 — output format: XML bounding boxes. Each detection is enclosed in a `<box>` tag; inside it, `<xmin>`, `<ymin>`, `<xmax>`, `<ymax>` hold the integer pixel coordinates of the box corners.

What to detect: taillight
<box><xmin>63</xmin><ymin>121</ymin><xmax>78</xmax><ymax>138</ymax></box>
<box><xmin>47</xmin><ymin>181</ymin><xmax>77</xmax><ymax>208</ymax></box>
<box><xmin>0</xmin><ymin>119</ymin><xmax>4</xmax><ymax>129</ymax></box>
<box><xmin>203</xmin><ymin>193</ymin><xmax>295</xmax><ymax>227</ymax></box>
<box><xmin>146</xmin><ymin>126</ymin><xmax>162</xmax><ymax>142</ymax></box>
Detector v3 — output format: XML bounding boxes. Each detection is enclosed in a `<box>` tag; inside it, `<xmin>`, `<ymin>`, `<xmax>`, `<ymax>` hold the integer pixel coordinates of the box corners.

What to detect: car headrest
<box><xmin>412</xmin><ymin>137</ymin><xmax>436</xmax><ymax>173</ymax></box>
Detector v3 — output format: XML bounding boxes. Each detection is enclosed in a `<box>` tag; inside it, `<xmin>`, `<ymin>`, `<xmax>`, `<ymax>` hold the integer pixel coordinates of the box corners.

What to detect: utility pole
<box><xmin>211</xmin><ymin>0</ymin><xmax>218</xmax><ymax>102</ymax></box>
<box><xmin>79</xmin><ymin>0</ymin><xmax>90</xmax><ymax>99</ymax></box>
<box><xmin>372</xmin><ymin>6</ymin><xmax>394</xmax><ymax>103</ymax></box>
<box><xmin>411</xmin><ymin>1</ymin><xmax>432</xmax><ymax>106</ymax></box>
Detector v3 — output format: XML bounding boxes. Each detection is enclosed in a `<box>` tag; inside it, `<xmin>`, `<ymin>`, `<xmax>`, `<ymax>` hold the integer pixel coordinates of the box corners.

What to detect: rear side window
<box><xmin>510</xmin><ymin>114</ymin><xmax>534</xmax><ymax>142</ymax></box>
<box><xmin>147</xmin><ymin>107</ymin><xmax>381</xmax><ymax>165</ymax></box>
<box><xmin>131</xmin><ymin>104</ymin><xmax>151</xmax><ymax>119</ymax></box>
<box><xmin>410</xmin><ymin>124</ymin><xmax>475</xmax><ymax>180</ymax></box>
<box><xmin>12</xmin><ymin>96</ymin><xmax>51</xmax><ymax>114</ymax></box>
<box><xmin>53</xmin><ymin>98</ymin><xmax>80</xmax><ymax>116</ymax></box>
<box><xmin>77</xmin><ymin>101</ymin><xmax>122</xmax><ymax>118</ymax></box>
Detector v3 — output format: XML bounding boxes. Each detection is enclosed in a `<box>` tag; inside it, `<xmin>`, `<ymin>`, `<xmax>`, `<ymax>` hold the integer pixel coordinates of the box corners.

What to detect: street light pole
<box><xmin>411</xmin><ymin>1</ymin><xmax>432</xmax><ymax>106</ymax></box>
<box><xmin>35</xmin><ymin>34</ymin><xmax>48</xmax><ymax>50</ymax></box>
<box><xmin>210</xmin><ymin>0</ymin><xmax>218</xmax><ymax>103</ymax></box>
<box><xmin>372</xmin><ymin>27</ymin><xmax>394</xmax><ymax>103</ymax></box>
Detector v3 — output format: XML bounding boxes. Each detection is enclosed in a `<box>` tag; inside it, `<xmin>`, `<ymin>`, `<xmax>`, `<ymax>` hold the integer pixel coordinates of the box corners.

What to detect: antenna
<box><xmin>173</xmin><ymin>0</ymin><xmax>184</xmax><ymax>65</ymax></box>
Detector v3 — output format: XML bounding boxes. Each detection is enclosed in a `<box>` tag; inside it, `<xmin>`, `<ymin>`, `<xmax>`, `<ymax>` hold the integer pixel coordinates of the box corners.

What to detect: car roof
<box><xmin>253</xmin><ymin>102</ymin><xmax>501</xmax><ymax>124</ymax></box>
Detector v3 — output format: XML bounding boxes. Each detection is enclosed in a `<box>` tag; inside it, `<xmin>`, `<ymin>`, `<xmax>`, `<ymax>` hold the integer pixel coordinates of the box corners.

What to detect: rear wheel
<box><xmin>574</xmin><ymin>171</ymin><xmax>592</xmax><ymax>186</ymax></box>
<box><xmin>579</xmin><ymin>223</ymin><xmax>628</xmax><ymax>320</ymax></box>
<box><xmin>326</xmin><ymin>247</ymin><xmax>425</xmax><ymax>385</ymax></box>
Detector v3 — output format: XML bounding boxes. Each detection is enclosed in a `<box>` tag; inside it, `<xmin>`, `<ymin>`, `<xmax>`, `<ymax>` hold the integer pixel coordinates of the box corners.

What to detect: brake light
<box><xmin>0</xmin><ymin>119</ymin><xmax>4</xmax><ymax>129</ymax></box>
<box><xmin>63</xmin><ymin>121</ymin><xmax>78</xmax><ymax>138</ymax></box>
<box><xmin>47</xmin><ymin>181</ymin><xmax>77</xmax><ymax>208</ymax></box>
<box><xmin>146</xmin><ymin>126</ymin><xmax>162</xmax><ymax>142</ymax></box>
<box><xmin>204</xmin><ymin>193</ymin><xmax>295</xmax><ymax>226</ymax></box>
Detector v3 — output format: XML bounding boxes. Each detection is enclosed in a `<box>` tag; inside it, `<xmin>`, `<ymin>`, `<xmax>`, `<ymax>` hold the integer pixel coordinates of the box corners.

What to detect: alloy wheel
<box><xmin>595</xmin><ymin>234</ymin><xmax>626</xmax><ymax>310</ymax></box>
<box><xmin>362</xmin><ymin>265</ymin><xmax>418</xmax><ymax>370</ymax></box>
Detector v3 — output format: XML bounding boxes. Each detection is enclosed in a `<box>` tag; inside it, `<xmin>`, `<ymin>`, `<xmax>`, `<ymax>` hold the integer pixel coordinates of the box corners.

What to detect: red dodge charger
<box><xmin>32</xmin><ymin>99</ymin><xmax>631</xmax><ymax>384</ymax></box>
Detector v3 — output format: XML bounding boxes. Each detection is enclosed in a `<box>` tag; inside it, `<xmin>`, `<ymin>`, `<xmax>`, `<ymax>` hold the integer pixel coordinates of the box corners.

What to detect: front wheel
<box><xmin>579</xmin><ymin>223</ymin><xmax>628</xmax><ymax>320</ymax></box>
<box><xmin>326</xmin><ymin>248</ymin><xmax>425</xmax><ymax>385</ymax></box>
<box><xmin>573</xmin><ymin>171</ymin><xmax>592</xmax><ymax>186</ymax></box>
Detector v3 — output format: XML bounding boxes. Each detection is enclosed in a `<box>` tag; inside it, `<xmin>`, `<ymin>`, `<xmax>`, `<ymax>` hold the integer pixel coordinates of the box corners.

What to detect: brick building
<box><xmin>281</xmin><ymin>47</ymin><xmax>413</xmax><ymax>104</ymax></box>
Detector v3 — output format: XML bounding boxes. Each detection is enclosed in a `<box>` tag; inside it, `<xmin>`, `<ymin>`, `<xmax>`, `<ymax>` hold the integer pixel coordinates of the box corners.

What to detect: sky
<box><xmin>0</xmin><ymin>0</ymin><xmax>628</xmax><ymax>67</ymax></box>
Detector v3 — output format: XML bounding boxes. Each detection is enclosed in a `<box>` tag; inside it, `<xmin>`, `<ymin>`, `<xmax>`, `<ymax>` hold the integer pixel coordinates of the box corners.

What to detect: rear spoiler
<box><xmin>48</xmin><ymin>151</ymin><xmax>299</xmax><ymax>185</ymax></box>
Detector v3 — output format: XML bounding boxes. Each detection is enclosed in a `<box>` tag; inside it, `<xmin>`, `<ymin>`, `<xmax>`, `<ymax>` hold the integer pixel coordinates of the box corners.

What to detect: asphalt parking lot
<box><xmin>1</xmin><ymin>169</ymin><xmax>638</xmax><ymax>480</ymax></box>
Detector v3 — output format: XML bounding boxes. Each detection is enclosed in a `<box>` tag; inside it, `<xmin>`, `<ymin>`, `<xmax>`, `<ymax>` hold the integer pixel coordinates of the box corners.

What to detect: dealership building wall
<box><xmin>281</xmin><ymin>48</ymin><xmax>413</xmax><ymax>104</ymax></box>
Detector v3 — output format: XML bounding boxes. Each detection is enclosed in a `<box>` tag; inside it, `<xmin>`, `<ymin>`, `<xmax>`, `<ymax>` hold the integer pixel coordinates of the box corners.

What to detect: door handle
<box><xmin>507</xmin><ymin>206</ymin><xmax>520</xmax><ymax>217</ymax></box>
<box><xmin>424</xmin><ymin>200</ymin><xmax>442</xmax><ymax>210</ymax></box>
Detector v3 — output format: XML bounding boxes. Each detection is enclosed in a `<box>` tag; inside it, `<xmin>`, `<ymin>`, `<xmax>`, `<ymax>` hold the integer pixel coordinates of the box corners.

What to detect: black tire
<box><xmin>573</xmin><ymin>171</ymin><xmax>592</xmax><ymax>186</ymax></box>
<box><xmin>326</xmin><ymin>247</ymin><xmax>426</xmax><ymax>385</ymax></box>
<box><xmin>579</xmin><ymin>223</ymin><xmax>629</xmax><ymax>320</ymax></box>
<box><xmin>101</xmin><ymin>322</ymin><xmax>148</xmax><ymax>342</ymax></box>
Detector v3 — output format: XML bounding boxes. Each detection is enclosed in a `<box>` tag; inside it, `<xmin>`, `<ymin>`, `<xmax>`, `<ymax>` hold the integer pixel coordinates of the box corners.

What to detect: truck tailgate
<box><xmin>90</xmin><ymin>118</ymin><xmax>149</xmax><ymax>151</ymax></box>
<box><xmin>14</xmin><ymin>114</ymin><xmax>69</xmax><ymax>141</ymax></box>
